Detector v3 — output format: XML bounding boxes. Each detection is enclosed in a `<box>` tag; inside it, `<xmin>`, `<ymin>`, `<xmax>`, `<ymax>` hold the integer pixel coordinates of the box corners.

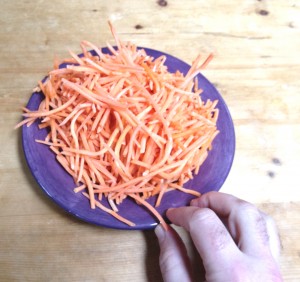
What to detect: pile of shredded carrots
<box><xmin>17</xmin><ymin>22</ymin><xmax>219</xmax><ymax>229</ymax></box>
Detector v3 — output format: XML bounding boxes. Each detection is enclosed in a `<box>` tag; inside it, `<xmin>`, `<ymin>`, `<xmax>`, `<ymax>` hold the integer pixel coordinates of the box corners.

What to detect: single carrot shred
<box><xmin>17</xmin><ymin>22</ymin><xmax>219</xmax><ymax>229</ymax></box>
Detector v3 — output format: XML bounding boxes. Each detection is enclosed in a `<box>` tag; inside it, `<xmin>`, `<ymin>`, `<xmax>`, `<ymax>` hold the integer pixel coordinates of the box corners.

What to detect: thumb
<box><xmin>155</xmin><ymin>224</ymin><xmax>193</xmax><ymax>282</ymax></box>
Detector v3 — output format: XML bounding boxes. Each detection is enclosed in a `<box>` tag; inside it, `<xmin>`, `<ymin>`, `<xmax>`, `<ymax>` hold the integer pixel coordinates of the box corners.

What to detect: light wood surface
<box><xmin>1</xmin><ymin>0</ymin><xmax>300</xmax><ymax>281</ymax></box>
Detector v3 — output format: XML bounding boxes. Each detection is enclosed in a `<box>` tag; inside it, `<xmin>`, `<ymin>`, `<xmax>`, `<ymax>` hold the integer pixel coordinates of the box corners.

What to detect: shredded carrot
<box><xmin>16</xmin><ymin>21</ymin><xmax>219</xmax><ymax>229</ymax></box>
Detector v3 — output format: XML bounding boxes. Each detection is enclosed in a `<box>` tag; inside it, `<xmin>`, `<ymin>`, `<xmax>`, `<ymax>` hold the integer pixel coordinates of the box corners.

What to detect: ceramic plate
<box><xmin>22</xmin><ymin>47</ymin><xmax>235</xmax><ymax>230</ymax></box>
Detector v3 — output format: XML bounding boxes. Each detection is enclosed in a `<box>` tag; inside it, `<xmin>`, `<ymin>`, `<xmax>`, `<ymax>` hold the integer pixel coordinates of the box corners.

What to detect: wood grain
<box><xmin>1</xmin><ymin>0</ymin><xmax>300</xmax><ymax>281</ymax></box>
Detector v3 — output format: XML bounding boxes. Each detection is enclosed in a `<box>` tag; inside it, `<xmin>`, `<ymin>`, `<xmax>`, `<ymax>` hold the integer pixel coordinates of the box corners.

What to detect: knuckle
<box><xmin>209</xmin><ymin>225</ymin><xmax>232</xmax><ymax>251</ymax></box>
<box><xmin>263</xmin><ymin>213</ymin><xmax>276</xmax><ymax>227</ymax></box>
<box><xmin>236</xmin><ymin>200</ymin><xmax>260</xmax><ymax>215</ymax></box>
<box><xmin>189</xmin><ymin>208</ymin><xmax>232</xmax><ymax>251</ymax></box>
<box><xmin>189</xmin><ymin>207</ymin><xmax>216</xmax><ymax>226</ymax></box>
<box><xmin>159</xmin><ymin>249</ymin><xmax>183</xmax><ymax>277</ymax></box>
<box><xmin>234</xmin><ymin>200</ymin><xmax>263</xmax><ymax>222</ymax></box>
<box><xmin>234</xmin><ymin>201</ymin><xmax>272</xmax><ymax>245</ymax></box>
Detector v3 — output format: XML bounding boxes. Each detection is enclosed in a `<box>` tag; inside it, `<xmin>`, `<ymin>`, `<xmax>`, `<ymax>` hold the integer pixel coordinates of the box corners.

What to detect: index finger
<box><xmin>191</xmin><ymin>192</ymin><xmax>280</xmax><ymax>258</ymax></box>
<box><xmin>166</xmin><ymin>206</ymin><xmax>241</xmax><ymax>272</ymax></box>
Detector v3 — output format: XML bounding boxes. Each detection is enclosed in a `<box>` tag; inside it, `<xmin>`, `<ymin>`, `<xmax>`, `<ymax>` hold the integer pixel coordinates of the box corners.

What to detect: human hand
<box><xmin>155</xmin><ymin>191</ymin><xmax>282</xmax><ymax>282</ymax></box>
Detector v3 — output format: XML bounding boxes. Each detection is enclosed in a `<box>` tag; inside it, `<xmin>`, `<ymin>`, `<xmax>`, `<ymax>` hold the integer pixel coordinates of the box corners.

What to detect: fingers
<box><xmin>190</xmin><ymin>191</ymin><xmax>245</xmax><ymax>219</ymax></box>
<box><xmin>190</xmin><ymin>192</ymin><xmax>281</xmax><ymax>259</ymax></box>
<box><xmin>166</xmin><ymin>206</ymin><xmax>241</xmax><ymax>273</ymax></box>
<box><xmin>159</xmin><ymin>192</ymin><xmax>282</xmax><ymax>282</ymax></box>
<box><xmin>154</xmin><ymin>224</ymin><xmax>193</xmax><ymax>282</ymax></box>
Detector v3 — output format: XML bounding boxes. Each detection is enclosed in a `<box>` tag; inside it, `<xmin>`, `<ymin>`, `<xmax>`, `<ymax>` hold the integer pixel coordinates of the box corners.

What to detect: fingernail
<box><xmin>190</xmin><ymin>198</ymin><xmax>199</xmax><ymax>206</ymax></box>
<box><xmin>155</xmin><ymin>224</ymin><xmax>166</xmax><ymax>242</ymax></box>
<box><xmin>165</xmin><ymin>208</ymin><xmax>175</xmax><ymax>221</ymax></box>
<box><xmin>167</xmin><ymin>207</ymin><xmax>174</xmax><ymax>214</ymax></box>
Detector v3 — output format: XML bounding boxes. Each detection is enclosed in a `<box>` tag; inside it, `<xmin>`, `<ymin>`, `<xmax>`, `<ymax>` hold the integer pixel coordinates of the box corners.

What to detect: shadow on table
<box><xmin>143</xmin><ymin>227</ymin><xmax>206</xmax><ymax>282</ymax></box>
<box><xmin>143</xmin><ymin>229</ymin><xmax>164</xmax><ymax>282</ymax></box>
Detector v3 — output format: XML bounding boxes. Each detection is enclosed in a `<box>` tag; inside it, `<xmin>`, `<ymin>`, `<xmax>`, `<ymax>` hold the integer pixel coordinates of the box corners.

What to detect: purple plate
<box><xmin>22</xmin><ymin>47</ymin><xmax>235</xmax><ymax>230</ymax></box>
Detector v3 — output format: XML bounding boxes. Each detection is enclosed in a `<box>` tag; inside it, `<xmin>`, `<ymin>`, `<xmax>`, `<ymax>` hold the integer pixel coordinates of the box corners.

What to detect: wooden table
<box><xmin>1</xmin><ymin>0</ymin><xmax>300</xmax><ymax>281</ymax></box>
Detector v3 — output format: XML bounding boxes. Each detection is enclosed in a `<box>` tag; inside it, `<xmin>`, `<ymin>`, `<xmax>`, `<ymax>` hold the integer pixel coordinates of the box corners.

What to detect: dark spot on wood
<box><xmin>258</xmin><ymin>9</ymin><xmax>269</xmax><ymax>16</ymax></box>
<box><xmin>272</xmin><ymin>158</ymin><xmax>282</xmax><ymax>166</ymax></box>
<box><xmin>135</xmin><ymin>24</ymin><xmax>143</xmax><ymax>30</ymax></box>
<box><xmin>92</xmin><ymin>9</ymin><xmax>98</xmax><ymax>12</ymax></box>
<box><xmin>157</xmin><ymin>0</ymin><xmax>168</xmax><ymax>7</ymax></box>
<box><xmin>267</xmin><ymin>171</ymin><xmax>275</xmax><ymax>178</ymax></box>
<box><xmin>288</xmin><ymin>22</ymin><xmax>295</xmax><ymax>28</ymax></box>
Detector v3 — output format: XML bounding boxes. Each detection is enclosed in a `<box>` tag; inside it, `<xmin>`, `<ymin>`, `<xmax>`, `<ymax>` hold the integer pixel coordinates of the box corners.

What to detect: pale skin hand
<box><xmin>155</xmin><ymin>192</ymin><xmax>283</xmax><ymax>282</ymax></box>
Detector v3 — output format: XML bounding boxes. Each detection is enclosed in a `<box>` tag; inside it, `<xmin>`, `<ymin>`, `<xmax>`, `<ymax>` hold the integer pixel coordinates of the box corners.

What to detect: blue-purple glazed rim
<box><xmin>21</xmin><ymin>47</ymin><xmax>235</xmax><ymax>230</ymax></box>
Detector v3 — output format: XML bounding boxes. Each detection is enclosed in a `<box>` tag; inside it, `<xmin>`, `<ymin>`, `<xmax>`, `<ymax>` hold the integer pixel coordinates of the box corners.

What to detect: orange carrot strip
<box><xmin>155</xmin><ymin>182</ymin><xmax>168</xmax><ymax>207</ymax></box>
<box><xmin>129</xmin><ymin>193</ymin><xmax>168</xmax><ymax>230</ymax></box>
<box><xmin>169</xmin><ymin>183</ymin><xmax>201</xmax><ymax>197</ymax></box>
<box><xmin>82</xmin><ymin>171</ymin><xmax>96</xmax><ymax>209</ymax></box>
<box><xmin>62</xmin><ymin>79</ymin><xmax>125</xmax><ymax>109</ymax></box>
<box><xmin>82</xmin><ymin>192</ymin><xmax>135</xmax><ymax>227</ymax></box>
